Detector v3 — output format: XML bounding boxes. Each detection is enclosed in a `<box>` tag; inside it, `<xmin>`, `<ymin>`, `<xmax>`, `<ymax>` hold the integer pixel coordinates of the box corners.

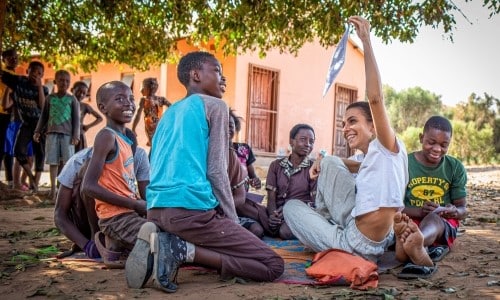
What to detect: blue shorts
<box><xmin>4</xmin><ymin>121</ymin><xmax>33</xmax><ymax>156</ymax></box>
<box><xmin>45</xmin><ymin>133</ymin><xmax>74</xmax><ymax>165</ymax></box>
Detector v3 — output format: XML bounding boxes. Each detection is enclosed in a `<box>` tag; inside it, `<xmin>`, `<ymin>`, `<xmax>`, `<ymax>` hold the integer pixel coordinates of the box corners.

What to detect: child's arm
<box><xmin>81</xmin><ymin>103</ymin><xmax>103</xmax><ymax>131</ymax></box>
<box><xmin>205</xmin><ymin>99</ymin><xmax>238</xmax><ymax>222</ymax></box>
<box><xmin>34</xmin><ymin>73</ymin><xmax>45</xmax><ymax>110</ymax></box>
<box><xmin>265</xmin><ymin>163</ymin><xmax>278</xmax><ymax>215</ymax></box>
<box><xmin>54</xmin><ymin>184</ymin><xmax>90</xmax><ymax>250</ymax></box>
<box><xmin>81</xmin><ymin>129</ymin><xmax>146</xmax><ymax>215</ymax></box>
<box><xmin>131</xmin><ymin>97</ymin><xmax>144</xmax><ymax>134</ymax></box>
<box><xmin>349</xmin><ymin>16</ymin><xmax>397</xmax><ymax>153</ymax></box>
<box><xmin>34</xmin><ymin>97</ymin><xmax>50</xmax><ymax>143</ymax></box>
<box><xmin>71</xmin><ymin>97</ymin><xmax>80</xmax><ymax>145</ymax></box>
<box><xmin>160</xmin><ymin>96</ymin><xmax>172</xmax><ymax>108</ymax></box>
<box><xmin>1</xmin><ymin>88</ymin><xmax>13</xmax><ymax>111</ymax></box>
<box><xmin>441</xmin><ymin>197</ymin><xmax>467</xmax><ymax>220</ymax></box>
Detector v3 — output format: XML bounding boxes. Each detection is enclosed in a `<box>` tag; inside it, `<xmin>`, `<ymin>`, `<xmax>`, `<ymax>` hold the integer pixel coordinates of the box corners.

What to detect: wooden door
<box><xmin>333</xmin><ymin>84</ymin><xmax>357</xmax><ymax>157</ymax></box>
<box><xmin>247</xmin><ymin>64</ymin><xmax>279</xmax><ymax>153</ymax></box>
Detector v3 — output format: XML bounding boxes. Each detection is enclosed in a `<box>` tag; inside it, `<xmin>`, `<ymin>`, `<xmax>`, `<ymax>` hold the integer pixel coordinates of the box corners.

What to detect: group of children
<box><xmin>0</xmin><ymin>49</ymin><xmax>103</xmax><ymax>198</ymax></box>
<box><xmin>2</xmin><ymin>15</ymin><xmax>468</xmax><ymax>293</ymax></box>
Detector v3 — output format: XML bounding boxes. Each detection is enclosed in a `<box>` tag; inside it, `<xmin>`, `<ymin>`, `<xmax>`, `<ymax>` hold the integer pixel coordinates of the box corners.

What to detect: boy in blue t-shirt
<box><xmin>125</xmin><ymin>51</ymin><xmax>284</xmax><ymax>293</ymax></box>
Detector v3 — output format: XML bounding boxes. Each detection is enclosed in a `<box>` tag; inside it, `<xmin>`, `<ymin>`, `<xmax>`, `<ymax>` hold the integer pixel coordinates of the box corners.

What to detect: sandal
<box><xmin>397</xmin><ymin>262</ymin><xmax>437</xmax><ymax>279</ymax></box>
<box><xmin>94</xmin><ymin>231</ymin><xmax>126</xmax><ymax>269</ymax></box>
<box><xmin>428</xmin><ymin>245</ymin><xmax>450</xmax><ymax>262</ymax></box>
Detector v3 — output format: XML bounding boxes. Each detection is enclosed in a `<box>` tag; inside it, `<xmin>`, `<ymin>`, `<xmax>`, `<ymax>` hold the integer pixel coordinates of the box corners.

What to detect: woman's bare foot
<box><xmin>403</xmin><ymin>221</ymin><xmax>433</xmax><ymax>267</ymax></box>
<box><xmin>393</xmin><ymin>212</ymin><xmax>410</xmax><ymax>262</ymax></box>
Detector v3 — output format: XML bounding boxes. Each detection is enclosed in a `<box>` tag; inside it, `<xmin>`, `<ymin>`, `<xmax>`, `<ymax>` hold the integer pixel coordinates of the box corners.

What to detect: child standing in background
<box><xmin>132</xmin><ymin>77</ymin><xmax>171</xmax><ymax>146</ymax></box>
<box><xmin>34</xmin><ymin>70</ymin><xmax>80</xmax><ymax>200</ymax></box>
<box><xmin>1</xmin><ymin>61</ymin><xmax>48</xmax><ymax>192</ymax></box>
<box><xmin>71</xmin><ymin>81</ymin><xmax>103</xmax><ymax>152</ymax></box>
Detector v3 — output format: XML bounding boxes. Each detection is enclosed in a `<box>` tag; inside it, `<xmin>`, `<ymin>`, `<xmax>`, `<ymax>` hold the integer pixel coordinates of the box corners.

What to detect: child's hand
<box><xmin>133</xmin><ymin>199</ymin><xmax>147</xmax><ymax>216</ymax></box>
<box><xmin>71</xmin><ymin>138</ymin><xmax>79</xmax><ymax>145</ymax></box>
<box><xmin>249</xmin><ymin>177</ymin><xmax>261</xmax><ymax>189</ymax></box>
<box><xmin>33</xmin><ymin>132</ymin><xmax>40</xmax><ymax>143</ymax></box>
<box><xmin>310</xmin><ymin>154</ymin><xmax>323</xmax><ymax>180</ymax></box>
<box><xmin>34</xmin><ymin>74</ymin><xmax>43</xmax><ymax>87</ymax></box>
<box><xmin>422</xmin><ymin>201</ymin><xmax>439</xmax><ymax>215</ymax></box>
<box><xmin>440</xmin><ymin>204</ymin><xmax>458</xmax><ymax>219</ymax></box>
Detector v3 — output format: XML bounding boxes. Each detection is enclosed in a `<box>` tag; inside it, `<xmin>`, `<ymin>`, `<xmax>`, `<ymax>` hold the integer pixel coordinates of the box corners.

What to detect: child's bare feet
<box><xmin>393</xmin><ymin>212</ymin><xmax>410</xmax><ymax>262</ymax></box>
<box><xmin>403</xmin><ymin>220</ymin><xmax>433</xmax><ymax>267</ymax></box>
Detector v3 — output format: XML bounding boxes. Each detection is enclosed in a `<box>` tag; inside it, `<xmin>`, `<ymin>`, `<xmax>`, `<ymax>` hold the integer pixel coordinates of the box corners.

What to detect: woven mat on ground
<box><xmin>262</xmin><ymin>237</ymin><xmax>319</xmax><ymax>284</ymax></box>
<box><xmin>56</xmin><ymin>238</ymin><xmax>401</xmax><ymax>285</ymax></box>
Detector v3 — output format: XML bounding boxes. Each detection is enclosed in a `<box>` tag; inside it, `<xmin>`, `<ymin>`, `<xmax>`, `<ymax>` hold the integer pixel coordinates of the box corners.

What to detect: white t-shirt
<box><xmin>57</xmin><ymin>147</ymin><xmax>150</xmax><ymax>188</ymax></box>
<box><xmin>351</xmin><ymin>138</ymin><xmax>408</xmax><ymax>217</ymax></box>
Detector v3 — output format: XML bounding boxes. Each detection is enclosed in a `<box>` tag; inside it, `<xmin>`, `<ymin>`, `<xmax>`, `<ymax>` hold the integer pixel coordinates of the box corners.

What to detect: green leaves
<box><xmin>2</xmin><ymin>0</ymin><xmax>499</xmax><ymax>71</ymax></box>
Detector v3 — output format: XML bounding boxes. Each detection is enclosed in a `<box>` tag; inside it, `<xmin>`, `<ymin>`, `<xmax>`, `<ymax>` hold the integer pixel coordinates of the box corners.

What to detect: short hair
<box><xmin>96</xmin><ymin>81</ymin><xmax>129</xmax><ymax>105</ymax></box>
<box><xmin>28</xmin><ymin>61</ymin><xmax>44</xmax><ymax>72</ymax></box>
<box><xmin>72</xmin><ymin>81</ymin><xmax>88</xmax><ymax>91</ymax></box>
<box><xmin>177</xmin><ymin>51</ymin><xmax>216</xmax><ymax>87</ymax></box>
<box><xmin>142</xmin><ymin>77</ymin><xmax>157</xmax><ymax>87</ymax></box>
<box><xmin>346</xmin><ymin>101</ymin><xmax>372</xmax><ymax>122</ymax></box>
<box><xmin>423</xmin><ymin>115</ymin><xmax>453</xmax><ymax>136</ymax></box>
<box><xmin>290</xmin><ymin>123</ymin><xmax>315</xmax><ymax>139</ymax></box>
<box><xmin>229</xmin><ymin>108</ymin><xmax>243</xmax><ymax>132</ymax></box>
<box><xmin>2</xmin><ymin>48</ymin><xmax>16</xmax><ymax>58</ymax></box>
<box><xmin>55</xmin><ymin>69</ymin><xmax>70</xmax><ymax>79</ymax></box>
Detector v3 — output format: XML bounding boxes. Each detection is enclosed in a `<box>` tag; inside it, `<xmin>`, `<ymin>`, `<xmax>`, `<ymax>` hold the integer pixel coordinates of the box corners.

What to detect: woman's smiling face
<box><xmin>342</xmin><ymin>107</ymin><xmax>374</xmax><ymax>154</ymax></box>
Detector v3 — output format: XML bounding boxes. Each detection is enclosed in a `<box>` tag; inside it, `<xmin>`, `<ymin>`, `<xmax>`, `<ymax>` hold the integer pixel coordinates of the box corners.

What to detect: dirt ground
<box><xmin>0</xmin><ymin>166</ymin><xmax>498</xmax><ymax>300</ymax></box>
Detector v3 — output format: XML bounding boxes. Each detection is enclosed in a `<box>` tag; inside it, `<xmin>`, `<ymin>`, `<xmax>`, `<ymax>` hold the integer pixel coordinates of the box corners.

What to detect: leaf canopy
<box><xmin>2</xmin><ymin>0</ymin><xmax>499</xmax><ymax>72</ymax></box>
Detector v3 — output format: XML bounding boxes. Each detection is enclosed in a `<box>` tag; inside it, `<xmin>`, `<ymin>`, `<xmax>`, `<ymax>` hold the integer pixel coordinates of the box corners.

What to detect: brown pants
<box><xmin>148</xmin><ymin>207</ymin><xmax>284</xmax><ymax>282</ymax></box>
<box><xmin>99</xmin><ymin>212</ymin><xmax>147</xmax><ymax>251</ymax></box>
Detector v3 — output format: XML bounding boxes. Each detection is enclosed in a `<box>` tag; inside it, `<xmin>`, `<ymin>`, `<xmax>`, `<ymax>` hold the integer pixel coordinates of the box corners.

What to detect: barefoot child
<box><xmin>284</xmin><ymin>16</ymin><xmax>432</xmax><ymax>267</ymax></box>
<box><xmin>34</xmin><ymin>69</ymin><xmax>80</xmax><ymax>200</ymax></box>
<box><xmin>401</xmin><ymin>116</ymin><xmax>467</xmax><ymax>263</ymax></box>
<box><xmin>126</xmin><ymin>51</ymin><xmax>283</xmax><ymax>293</ymax></box>
<box><xmin>81</xmin><ymin>81</ymin><xmax>151</xmax><ymax>267</ymax></box>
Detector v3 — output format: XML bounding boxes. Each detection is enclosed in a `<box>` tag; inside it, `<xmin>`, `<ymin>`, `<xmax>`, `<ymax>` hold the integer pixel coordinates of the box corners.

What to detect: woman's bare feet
<box><xmin>403</xmin><ymin>221</ymin><xmax>433</xmax><ymax>267</ymax></box>
<box><xmin>393</xmin><ymin>212</ymin><xmax>410</xmax><ymax>262</ymax></box>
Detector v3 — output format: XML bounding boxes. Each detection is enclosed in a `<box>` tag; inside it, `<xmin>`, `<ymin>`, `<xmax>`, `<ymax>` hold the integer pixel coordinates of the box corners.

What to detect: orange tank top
<box><xmin>95</xmin><ymin>128</ymin><xmax>138</xmax><ymax>219</ymax></box>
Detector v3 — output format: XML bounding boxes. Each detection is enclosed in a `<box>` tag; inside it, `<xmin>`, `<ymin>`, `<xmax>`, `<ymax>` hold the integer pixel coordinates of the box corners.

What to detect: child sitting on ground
<box><xmin>54</xmin><ymin>131</ymin><xmax>149</xmax><ymax>259</ymax></box>
<box><xmin>34</xmin><ymin>69</ymin><xmax>80</xmax><ymax>200</ymax></box>
<box><xmin>229</xmin><ymin>108</ymin><xmax>268</xmax><ymax>238</ymax></box>
<box><xmin>401</xmin><ymin>116</ymin><xmax>467</xmax><ymax>264</ymax></box>
<box><xmin>81</xmin><ymin>81</ymin><xmax>150</xmax><ymax>267</ymax></box>
<box><xmin>125</xmin><ymin>51</ymin><xmax>283</xmax><ymax>293</ymax></box>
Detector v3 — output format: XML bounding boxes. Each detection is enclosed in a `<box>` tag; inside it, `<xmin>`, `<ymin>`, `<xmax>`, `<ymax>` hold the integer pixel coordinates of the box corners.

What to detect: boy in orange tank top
<box><xmin>81</xmin><ymin>81</ymin><xmax>156</xmax><ymax>268</ymax></box>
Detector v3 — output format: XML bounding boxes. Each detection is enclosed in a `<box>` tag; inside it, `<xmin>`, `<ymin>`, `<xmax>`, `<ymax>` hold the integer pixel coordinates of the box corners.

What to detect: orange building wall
<box><xmin>22</xmin><ymin>38</ymin><xmax>364</xmax><ymax>161</ymax></box>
